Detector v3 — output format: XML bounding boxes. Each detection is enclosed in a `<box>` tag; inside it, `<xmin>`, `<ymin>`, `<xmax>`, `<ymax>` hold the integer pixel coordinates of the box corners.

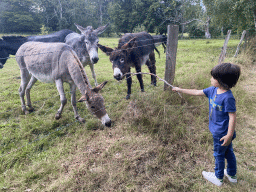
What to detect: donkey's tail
<box><xmin>154</xmin><ymin>46</ymin><xmax>160</xmax><ymax>58</ymax></box>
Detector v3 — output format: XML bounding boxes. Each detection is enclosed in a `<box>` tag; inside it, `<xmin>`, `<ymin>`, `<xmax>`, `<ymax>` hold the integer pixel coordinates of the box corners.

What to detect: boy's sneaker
<box><xmin>202</xmin><ymin>171</ymin><xmax>223</xmax><ymax>186</ymax></box>
<box><xmin>224</xmin><ymin>169</ymin><xmax>237</xmax><ymax>183</ymax></box>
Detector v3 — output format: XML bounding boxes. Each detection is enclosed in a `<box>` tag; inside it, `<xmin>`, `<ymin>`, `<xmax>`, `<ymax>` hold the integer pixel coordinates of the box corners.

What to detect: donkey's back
<box><xmin>16</xmin><ymin>41</ymin><xmax>74</xmax><ymax>83</ymax></box>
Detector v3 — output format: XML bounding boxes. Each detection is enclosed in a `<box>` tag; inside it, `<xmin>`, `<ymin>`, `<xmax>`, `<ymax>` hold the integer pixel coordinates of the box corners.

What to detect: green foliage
<box><xmin>1</xmin><ymin>0</ymin><xmax>42</xmax><ymax>33</ymax></box>
<box><xmin>0</xmin><ymin>0</ymin><xmax>255</xmax><ymax>35</ymax></box>
<box><xmin>188</xmin><ymin>26</ymin><xmax>205</xmax><ymax>38</ymax></box>
<box><xmin>203</xmin><ymin>0</ymin><xmax>256</xmax><ymax>34</ymax></box>
<box><xmin>40</xmin><ymin>25</ymin><xmax>49</xmax><ymax>35</ymax></box>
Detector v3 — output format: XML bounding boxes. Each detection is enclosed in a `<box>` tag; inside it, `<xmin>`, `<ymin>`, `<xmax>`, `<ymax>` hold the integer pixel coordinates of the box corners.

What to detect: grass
<box><xmin>0</xmin><ymin>37</ymin><xmax>255</xmax><ymax>191</ymax></box>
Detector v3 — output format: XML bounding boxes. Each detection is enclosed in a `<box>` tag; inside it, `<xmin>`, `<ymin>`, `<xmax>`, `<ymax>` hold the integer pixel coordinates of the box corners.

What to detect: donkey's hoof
<box><xmin>151</xmin><ymin>82</ymin><xmax>157</xmax><ymax>86</ymax></box>
<box><xmin>126</xmin><ymin>94</ymin><xmax>131</xmax><ymax>100</ymax></box>
<box><xmin>24</xmin><ymin>110</ymin><xmax>30</xmax><ymax>115</ymax></box>
<box><xmin>28</xmin><ymin>107</ymin><xmax>35</xmax><ymax>112</ymax></box>
<box><xmin>55</xmin><ymin>113</ymin><xmax>62</xmax><ymax>120</ymax></box>
<box><xmin>76</xmin><ymin>117</ymin><xmax>85</xmax><ymax>123</ymax></box>
<box><xmin>141</xmin><ymin>89</ymin><xmax>145</xmax><ymax>92</ymax></box>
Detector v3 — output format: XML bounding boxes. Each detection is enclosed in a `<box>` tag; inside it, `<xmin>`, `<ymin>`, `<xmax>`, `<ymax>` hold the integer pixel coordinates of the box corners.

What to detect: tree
<box><xmin>108</xmin><ymin>0</ymin><xmax>151</xmax><ymax>33</ymax></box>
<box><xmin>1</xmin><ymin>0</ymin><xmax>42</xmax><ymax>33</ymax></box>
<box><xmin>0</xmin><ymin>1</ymin><xmax>9</xmax><ymax>33</ymax></box>
<box><xmin>203</xmin><ymin>0</ymin><xmax>256</xmax><ymax>34</ymax></box>
<box><xmin>35</xmin><ymin>0</ymin><xmax>76</xmax><ymax>31</ymax></box>
<box><xmin>144</xmin><ymin>0</ymin><xmax>183</xmax><ymax>34</ymax></box>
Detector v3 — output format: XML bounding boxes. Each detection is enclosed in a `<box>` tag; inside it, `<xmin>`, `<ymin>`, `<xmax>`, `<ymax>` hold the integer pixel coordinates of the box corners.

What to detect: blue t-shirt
<box><xmin>203</xmin><ymin>86</ymin><xmax>236</xmax><ymax>137</ymax></box>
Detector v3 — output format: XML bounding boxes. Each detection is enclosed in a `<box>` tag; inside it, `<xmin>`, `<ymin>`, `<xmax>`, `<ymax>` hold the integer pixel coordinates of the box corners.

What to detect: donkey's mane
<box><xmin>2</xmin><ymin>36</ymin><xmax>27</xmax><ymax>42</ymax></box>
<box><xmin>70</xmin><ymin>50</ymin><xmax>91</xmax><ymax>88</ymax></box>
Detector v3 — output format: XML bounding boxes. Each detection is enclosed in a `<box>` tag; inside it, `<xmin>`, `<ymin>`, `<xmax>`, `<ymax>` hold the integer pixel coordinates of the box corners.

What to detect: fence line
<box><xmin>0</xmin><ymin>33</ymin><xmax>243</xmax><ymax>158</ymax></box>
<box><xmin>0</xmin><ymin>35</ymin><xmax>242</xmax><ymax>60</ymax></box>
<box><xmin>1</xmin><ymin>39</ymin><xmax>166</xmax><ymax>60</ymax></box>
<box><xmin>0</xmin><ymin>71</ymin><xmax>183</xmax><ymax>158</ymax></box>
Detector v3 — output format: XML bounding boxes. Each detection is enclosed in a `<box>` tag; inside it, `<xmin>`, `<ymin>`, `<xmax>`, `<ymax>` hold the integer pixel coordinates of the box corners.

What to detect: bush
<box><xmin>188</xmin><ymin>26</ymin><xmax>204</xmax><ymax>38</ymax></box>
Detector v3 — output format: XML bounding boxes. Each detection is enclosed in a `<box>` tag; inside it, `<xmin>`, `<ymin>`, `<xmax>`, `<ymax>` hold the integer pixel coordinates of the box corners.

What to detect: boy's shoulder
<box><xmin>203</xmin><ymin>86</ymin><xmax>216</xmax><ymax>96</ymax></box>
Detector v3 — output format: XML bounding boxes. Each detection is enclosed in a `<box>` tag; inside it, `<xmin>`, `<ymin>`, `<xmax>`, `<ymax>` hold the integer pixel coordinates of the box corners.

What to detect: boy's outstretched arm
<box><xmin>220</xmin><ymin>112</ymin><xmax>236</xmax><ymax>146</ymax></box>
<box><xmin>172</xmin><ymin>87</ymin><xmax>205</xmax><ymax>96</ymax></box>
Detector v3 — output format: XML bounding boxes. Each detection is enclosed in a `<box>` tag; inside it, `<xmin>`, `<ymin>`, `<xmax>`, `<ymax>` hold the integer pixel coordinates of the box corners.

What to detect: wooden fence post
<box><xmin>164</xmin><ymin>25</ymin><xmax>179</xmax><ymax>90</ymax></box>
<box><xmin>218</xmin><ymin>30</ymin><xmax>231</xmax><ymax>65</ymax></box>
<box><xmin>234</xmin><ymin>30</ymin><xmax>247</xmax><ymax>58</ymax></box>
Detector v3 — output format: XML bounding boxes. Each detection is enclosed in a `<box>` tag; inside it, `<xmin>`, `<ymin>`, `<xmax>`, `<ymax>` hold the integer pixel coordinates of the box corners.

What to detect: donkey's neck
<box><xmin>2</xmin><ymin>36</ymin><xmax>27</xmax><ymax>55</ymax></box>
<box><xmin>69</xmin><ymin>50</ymin><xmax>92</xmax><ymax>96</ymax></box>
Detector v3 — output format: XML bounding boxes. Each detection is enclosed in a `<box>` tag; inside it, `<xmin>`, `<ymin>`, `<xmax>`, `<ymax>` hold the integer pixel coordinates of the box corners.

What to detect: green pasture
<box><xmin>0</xmin><ymin>37</ymin><xmax>255</xmax><ymax>191</ymax></box>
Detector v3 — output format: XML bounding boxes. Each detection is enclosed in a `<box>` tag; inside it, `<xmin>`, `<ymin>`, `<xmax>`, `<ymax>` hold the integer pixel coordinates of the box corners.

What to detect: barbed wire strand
<box><xmin>0</xmin><ymin>72</ymin><xmax>184</xmax><ymax>158</ymax></box>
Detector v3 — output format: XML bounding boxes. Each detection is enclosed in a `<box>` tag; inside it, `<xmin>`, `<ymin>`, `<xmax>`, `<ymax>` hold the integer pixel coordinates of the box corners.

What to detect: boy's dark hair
<box><xmin>211</xmin><ymin>63</ymin><xmax>241</xmax><ymax>90</ymax></box>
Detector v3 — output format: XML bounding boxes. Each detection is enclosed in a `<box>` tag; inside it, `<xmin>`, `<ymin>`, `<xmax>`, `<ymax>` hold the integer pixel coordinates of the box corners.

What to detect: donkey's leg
<box><xmin>89</xmin><ymin>63</ymin><xmax>98</xmax><ymax>86</ymax></box>
<box><xmin>70</xmin><ymin>83</ymin><xmax>85</xmax><ymax>123</ymax></box>
<box><xmin>25</xmin><ymin>76</ymin><xmax>37</xmax><ymax>112</ymax></box>
<box><xmin>126</xmin><ymin>68</ymin><xmax>132</xmax><ymax>100</ymax></box>
<box><xmin>146</xmin><ymin>52</ymin><xmax>157</xmax><ymax>86</ymax></box>
<box><xmin>19</xmin><ymin>69</ymin><xmax>30</xmax><ymax>114</ymax></box>
<box><xmin>135</xmin><ymin>64</ymin><xmax>144</xmax><ymax>92</ymax></box>
<box><xmin>55</xmin><ymin>79</ymin><xmax>67</xmax><ymax>120</ymax></box>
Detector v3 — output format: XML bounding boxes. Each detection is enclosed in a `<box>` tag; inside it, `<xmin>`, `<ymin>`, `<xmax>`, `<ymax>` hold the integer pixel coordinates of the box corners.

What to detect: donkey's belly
<box><xmin>27</xmin><ymin>64</ymin><xmax>54</xmax><ymax>83</ymax></box>
<box><xmin>141</xmin><ymin>54</ymin><xmax>150</xmax><ymax>66</ymax></box>
<box><xmin>25</xmin><ymin>56</ymin><xmax>55</xmax><ymax>83</ymax></box>
<box><xmin>32</xmin><ymin>73</ymin><xmax>54</xmax><ymax>83</ymax></box>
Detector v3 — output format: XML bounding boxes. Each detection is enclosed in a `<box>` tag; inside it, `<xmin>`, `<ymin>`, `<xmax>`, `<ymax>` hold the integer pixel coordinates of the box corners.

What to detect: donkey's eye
<box><xmin>91</xmin><ymin>106</ymin><xmax>95</xmax><ymax>109</ymax></box>
<box><xmin>120</xmin><ymin>58</ymin><xmax>124</xmax><ymax>63</ymax></box>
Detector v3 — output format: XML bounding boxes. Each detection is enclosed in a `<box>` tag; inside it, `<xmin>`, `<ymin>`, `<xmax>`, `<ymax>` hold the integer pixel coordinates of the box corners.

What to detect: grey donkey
<box><xmin>65</xmin><ymin>23</ymin><xmax>109</xmax><ymax>86</ymax></box>
<box><xmin>16</xmin><ymin>41</ymin><xmax>111</xmax><ymax>127</ymax></box>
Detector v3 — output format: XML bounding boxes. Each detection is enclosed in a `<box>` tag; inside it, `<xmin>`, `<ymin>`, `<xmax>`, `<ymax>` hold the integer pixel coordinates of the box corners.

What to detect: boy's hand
<box><xmin>172</xmin><ymin>87</ymin><xmax>181</xmax><ymax>92</ymax></box>
<box><xmin>220</xmin><ymin>135</ymin><xmax>232</xmax><ymax>146</ymax></box>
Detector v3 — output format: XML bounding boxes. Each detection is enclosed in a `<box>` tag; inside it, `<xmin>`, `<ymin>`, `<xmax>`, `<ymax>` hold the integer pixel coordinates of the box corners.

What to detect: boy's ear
<box><xmin>98</xmin><ymin>44</ymin><xmax>113</xmax><ymax>56</ymax></box>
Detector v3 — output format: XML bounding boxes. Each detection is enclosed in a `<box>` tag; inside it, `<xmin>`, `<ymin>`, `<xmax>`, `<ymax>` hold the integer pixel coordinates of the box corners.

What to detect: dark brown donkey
<box><xmin>98</xmin><ymin>32</ymin><xmax>159</xmax><ymax>99</ymax></box>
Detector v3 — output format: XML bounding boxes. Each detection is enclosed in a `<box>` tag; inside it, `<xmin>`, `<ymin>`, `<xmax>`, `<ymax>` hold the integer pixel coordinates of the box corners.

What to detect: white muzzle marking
<box><xmin>114</xmin><ymin>68</ymin><xmax>123</xmax><ymax>77</ymax></box>
<box><xmin>89</xmin><ymin>49</ymin><xmax>98</xmax><ymax>63</ymax></box>
<box><xmin>101</xmin><ymin>114</ymin><xmax>111</xmax><ymax>125</ymax></box>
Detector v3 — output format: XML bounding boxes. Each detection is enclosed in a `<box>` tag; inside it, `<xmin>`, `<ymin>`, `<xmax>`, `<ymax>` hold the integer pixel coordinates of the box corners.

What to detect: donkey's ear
<box><xmin>74</xmin><ymin>23</ymin><xmax>87</xmax><ymax>33</ymax></box>
<box><xmin>78</xmin><ymin>92</ymin><xmax>90</xmax><ymax>102</ymax></box>
<box><xmin>94</xmin><ymin>23</ymin><xmax>109</xmax><ymax>35</ymax></box>
<box><xmin>121</xmin><ymin>37</ymin><xmax>136</xmax><ymax>52</ymax></box>
<box><xmin>78</xmin><ymin>95</ymin><xmax>87</xmax><ymax>102</ymax></box>
<box><xmin>98</xmin><ymin>44</ymin><xmax>113</xmax><ymax>56</ymax></box>
<box><xmin>92</xmin><ymin>81</ymin><xmax>108</xmax><ymax>93</ymax></box>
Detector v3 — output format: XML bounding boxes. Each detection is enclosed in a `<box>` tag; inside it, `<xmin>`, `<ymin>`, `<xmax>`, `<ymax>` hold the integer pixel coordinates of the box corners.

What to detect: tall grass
<box><xmin>0</xmin><ymin>38</ymin><xmax>255</xmax><ymax>191</ymax></box>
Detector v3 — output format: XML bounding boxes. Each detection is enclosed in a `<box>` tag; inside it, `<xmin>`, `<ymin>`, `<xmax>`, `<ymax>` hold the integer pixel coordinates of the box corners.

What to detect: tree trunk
<box><xmin>205</xmin><ymin>17</ymin><xmax>211</xmax><ymax>39</ymax></box>
<box><xmin>99</xmin><ymin>3</ymin><xmax>103</xmax><ymax>26</ymax></box>
<box><xmin>58</xmin><ymin>0</ymin><xmax>63</xmax><ymax>29</ymax></box>
<box><xmin>253</xmin><ymin>7</ymin><xmax>256</xmax><ymax>31</ymax></box>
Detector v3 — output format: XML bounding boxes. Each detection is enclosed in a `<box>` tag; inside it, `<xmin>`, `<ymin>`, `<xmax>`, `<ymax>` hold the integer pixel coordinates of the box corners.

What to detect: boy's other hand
<box><xmin>220</xmin><ymin>135</ymin><xmax>232</xmax><ymax>146</ymax></box>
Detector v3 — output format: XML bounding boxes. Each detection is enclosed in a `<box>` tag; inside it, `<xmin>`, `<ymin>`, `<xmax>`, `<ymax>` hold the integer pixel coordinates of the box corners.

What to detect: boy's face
<box><xmin>211</xmin><ymin>77</ymin><xmax>220</xmax><ymax>87</ymax></box>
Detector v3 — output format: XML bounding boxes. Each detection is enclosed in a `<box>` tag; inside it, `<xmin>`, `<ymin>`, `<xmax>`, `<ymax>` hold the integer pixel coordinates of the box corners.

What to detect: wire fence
<box><xmin>0</xmin><ymin>31</ymin><xmax>245</xmax><ymax>160</ymax></box>
<box><xmin>0</xmin><ymin>70</ymin><xmax>186</xmax><ymax>159</ymax></box>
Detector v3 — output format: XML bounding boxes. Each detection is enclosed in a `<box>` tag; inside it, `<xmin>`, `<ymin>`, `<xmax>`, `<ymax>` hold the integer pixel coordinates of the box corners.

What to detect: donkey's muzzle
<box><xmin>114</xmin><ymin>74</ymin><xmax>122</xmax><ymax>81</ymax></box>
<box><xmin>92</xmin><ymin>57</ymin><xmax>99</xmax><ymax>64</ymax></box>
<box><xmin>105</xmin><ymin>120</ymin><xmax>111</xmax><ymax>127</ymax></box>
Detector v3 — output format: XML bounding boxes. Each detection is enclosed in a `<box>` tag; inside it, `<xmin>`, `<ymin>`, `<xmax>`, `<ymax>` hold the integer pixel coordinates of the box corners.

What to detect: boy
<box><xmin>172</xmin><ymin>63</ymin><xmax>241</xmax><ymax>186</ymax></box>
